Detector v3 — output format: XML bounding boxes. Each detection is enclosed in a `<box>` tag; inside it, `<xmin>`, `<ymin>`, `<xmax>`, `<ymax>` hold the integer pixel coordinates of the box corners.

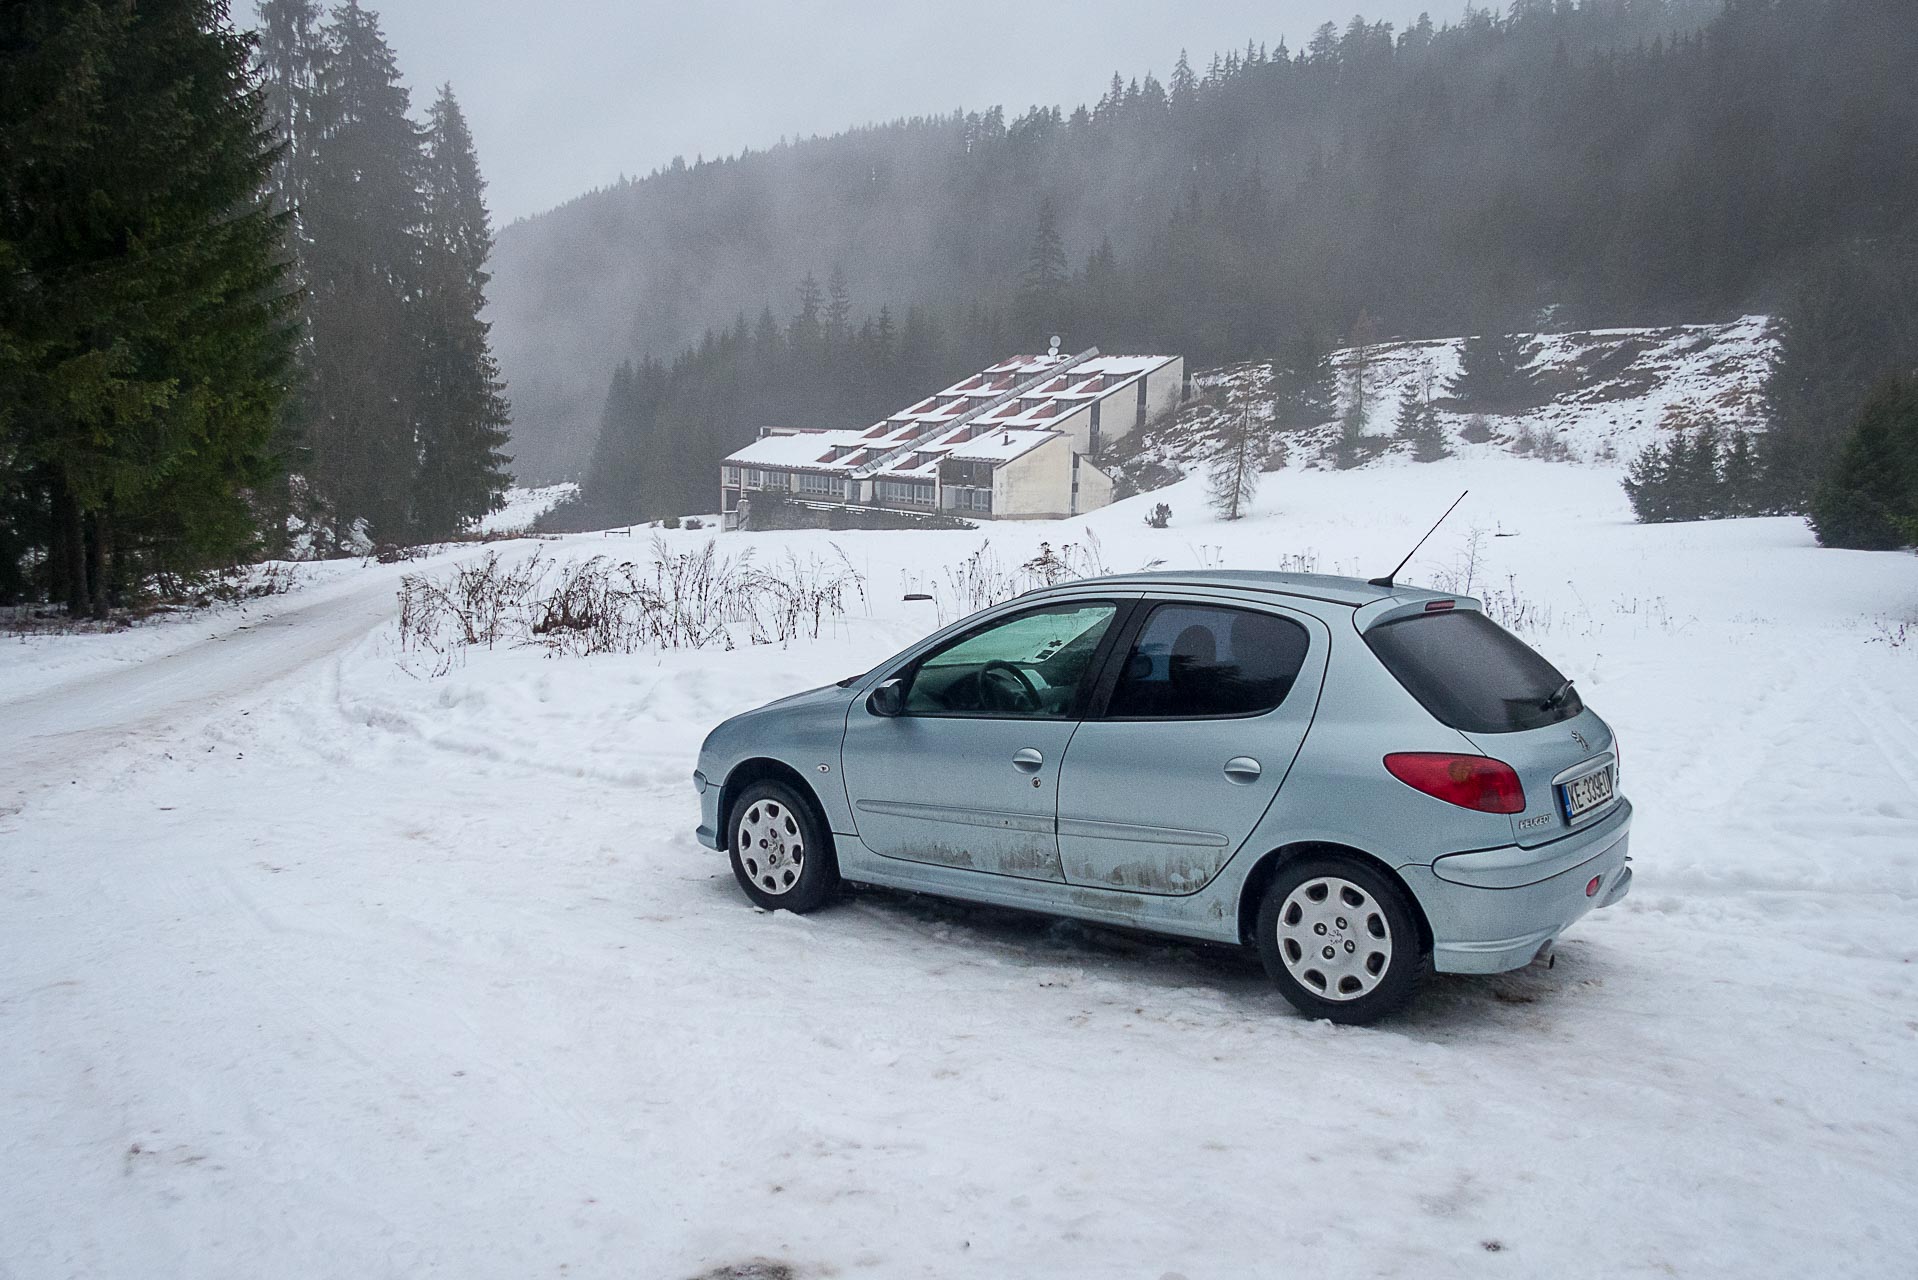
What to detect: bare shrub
<box><xmin>1425</xmin><ymin>526</ymin><xmax>1488</xmax><ymax>597</ymax></box>
<box><xmin>396</xmin><ymin>540</ymin><xmax>865</xmax><ymax>668</ymax></box>
<box><xmin>1476</xmin><ymin>574</ymin><xmax>1554</xmax><ymax>636</ymax></box>
<box><xmin>902</xmin><ymin>532</ymin><xmax>1113</xmax><ymax>626</ymax></box>
<box><xmin>1022</xmin><ymin>533</ymin><xmax>1108</xmax><ymax>587</ymax></box>
<box><xmin>1512</xmin><ymin>422</ymin><xmax>1574</xmax><ymax>461</ymax></box>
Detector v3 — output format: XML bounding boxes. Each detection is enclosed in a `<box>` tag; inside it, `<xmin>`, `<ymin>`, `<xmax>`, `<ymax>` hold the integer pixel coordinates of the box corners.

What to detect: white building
<box><xmin>719</xmin><ymin>348</ymin><xmax>1184</xmax><ymax>525</ymax></box>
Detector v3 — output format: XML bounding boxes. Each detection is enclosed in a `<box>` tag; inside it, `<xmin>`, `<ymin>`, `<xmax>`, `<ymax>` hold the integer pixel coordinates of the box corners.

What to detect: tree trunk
<box><xmin>86</xmin><ymin>508</ymin><xmax>112</xmax><ymax>619</ymax></box>
<box><xmin>48</xmin><ymin>487</ymin><xmax>70</xmax><ymax>607</ymax></box>
<box><xmin>54</xmin><ymin>476</ymin><xmax>88</xmax><ymax>614</ymax></box>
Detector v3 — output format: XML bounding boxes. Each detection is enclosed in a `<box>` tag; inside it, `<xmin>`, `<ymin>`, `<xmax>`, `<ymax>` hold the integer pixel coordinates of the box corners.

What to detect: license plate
<box><xmin>1560</xmin><ymin>766</ymin><xmax>1616</xmax><ymax>821</ymax></box>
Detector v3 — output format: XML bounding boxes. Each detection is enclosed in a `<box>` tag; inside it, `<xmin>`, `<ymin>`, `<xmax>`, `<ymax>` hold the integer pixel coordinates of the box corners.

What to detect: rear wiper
<box><xmin>1540</xmin><ymin>678</ymin><xmax>1576</xmax><ymax>712</ymax></box>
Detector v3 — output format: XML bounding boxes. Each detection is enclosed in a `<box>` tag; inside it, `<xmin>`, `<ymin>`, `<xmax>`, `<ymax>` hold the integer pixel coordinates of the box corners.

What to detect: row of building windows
<box><xmin>725</xmin><ymin>466</ymin><xmax>981</xmax><ymax>510</ymax></box>
<box><xmin>875</xmin><ymin>479</ymin><xmax>936</xmax><ymax>506</ymax></box>
<box><xmin>951</xmin><ymin>486</ymin><xmax>993</xmax><ymax>513</ymax></box>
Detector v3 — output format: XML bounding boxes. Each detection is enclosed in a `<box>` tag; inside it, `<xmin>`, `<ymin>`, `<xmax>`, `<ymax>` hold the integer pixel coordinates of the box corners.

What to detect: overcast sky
<box><xmin>323</xmin><ymin>1</ymin><xmax>1447</xmax><ymax>224</ymax></box>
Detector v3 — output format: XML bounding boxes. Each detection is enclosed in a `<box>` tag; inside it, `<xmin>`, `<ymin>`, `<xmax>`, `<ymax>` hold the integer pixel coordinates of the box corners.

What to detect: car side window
<box><xmin>1104</xmin><ymin>604</ymin><xmax>1309</xmax><ymax>719</ymax></box>
<box><xmin>903</xmin><ymin>603</ymin><xmax>1118</xmax><ymax>719</ymax></box>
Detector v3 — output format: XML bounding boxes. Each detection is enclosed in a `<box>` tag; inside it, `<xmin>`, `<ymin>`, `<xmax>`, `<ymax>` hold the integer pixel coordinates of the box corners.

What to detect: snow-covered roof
<box><xmin>723</xmin><ymin>428</ymin><xmax>870</xmax><ymax>470</ymax></box>
<box><xmin>947</xmin><ymin>429</ymin><xmax>1060</xmax><ymax>463</ymax></box>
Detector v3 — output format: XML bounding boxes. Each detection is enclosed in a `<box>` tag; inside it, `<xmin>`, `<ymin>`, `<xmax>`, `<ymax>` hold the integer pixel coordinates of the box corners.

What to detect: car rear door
<box><xmin>839</xmin><ymin>599</ymin><xmax>1128</xmax><ymax>881</ymax></box>
<box><xmin>1055</xmin><ymin>598</ymin><xmax>1329</xmax><ymax>894</ymax></box>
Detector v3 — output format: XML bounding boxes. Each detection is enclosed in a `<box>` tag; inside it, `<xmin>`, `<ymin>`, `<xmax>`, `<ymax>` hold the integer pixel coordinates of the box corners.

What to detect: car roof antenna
<box><xmin>1368</xmin><ymin>490</ymin><xmax>1468</xmax><ymax>590</ymax></box>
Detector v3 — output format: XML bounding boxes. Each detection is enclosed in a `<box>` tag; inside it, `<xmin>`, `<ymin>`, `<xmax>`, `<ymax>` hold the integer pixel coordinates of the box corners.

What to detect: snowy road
<box><xmin>4</xmin><ymin>463</ymin><xmax>1916</xmax><ymax>1279</ymax></box>
<box><xmin>1</xmin><ymin>577</ymin><xmax>402</xmax><ymax>788</ymax></box>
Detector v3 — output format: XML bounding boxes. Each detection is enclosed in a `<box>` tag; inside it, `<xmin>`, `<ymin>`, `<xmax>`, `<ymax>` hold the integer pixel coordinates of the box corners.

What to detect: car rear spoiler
<box><xmin>1352</xmin><ymin>593</ymin><xmax>1484</xmax><ymax>634</ymax></box>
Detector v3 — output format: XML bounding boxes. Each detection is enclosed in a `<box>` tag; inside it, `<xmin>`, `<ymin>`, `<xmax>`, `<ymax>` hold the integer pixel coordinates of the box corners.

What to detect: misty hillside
<box><xmin>1120</xmin><ymin>315</ymin><xmax>1777</xmax><ymax>487</ymax></box>
<box><xmin>489</xmin><ymin>0</ymin><xmax>1916</xmax><ymax>484</ymax></box>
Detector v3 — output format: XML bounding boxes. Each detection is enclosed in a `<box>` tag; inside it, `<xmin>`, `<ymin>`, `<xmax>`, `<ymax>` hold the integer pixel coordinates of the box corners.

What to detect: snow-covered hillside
<box><xmin>3</xmin><ymin>454</ymin><xmax>1915</xmax><ymax>1278</ymax></box>
<box><xmin>476</xmin><ymin>481</ymin><xmax>578</xmax><ymax>534</ymax></box>
<box><xmin>1129</xmin><ymin>315</ymin><xmax>1777</xmax><ymax>479</ymax></box>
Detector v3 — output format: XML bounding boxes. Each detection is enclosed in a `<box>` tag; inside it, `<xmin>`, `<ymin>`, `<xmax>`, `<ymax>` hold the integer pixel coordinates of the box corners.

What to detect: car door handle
<box><xmin>1224</xmin><ymin>756</ymin><xmax>1262</xmax><ymax>784</ymax></box>
<box><xmin>1012</xmin><ymin>748</ymin><xmax>1045</xmax><ymax>773</ymax></box>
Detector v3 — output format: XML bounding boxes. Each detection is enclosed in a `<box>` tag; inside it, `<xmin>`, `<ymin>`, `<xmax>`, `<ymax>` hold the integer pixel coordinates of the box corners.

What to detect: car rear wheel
<box><xmin>1256</xmin><ymin>854</ymin><xmax>1422</xmax><ymax>1024</ymax></box>
<box><xmin>727</xmin><ymin>780</ymin><xmax>839</xmax><ymax>913</ymax></box>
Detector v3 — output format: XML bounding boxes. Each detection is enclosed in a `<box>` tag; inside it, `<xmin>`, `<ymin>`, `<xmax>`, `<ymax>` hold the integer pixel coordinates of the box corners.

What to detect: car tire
<box><xmin>1255</xmin><ymin>854</ymin><xmax>1423</xmax><ymax>1024</ymax></box>
<box><xmin>727</xmin><ymin>780</ymin><xmax>840</xmax><ymax>913</ymax></box>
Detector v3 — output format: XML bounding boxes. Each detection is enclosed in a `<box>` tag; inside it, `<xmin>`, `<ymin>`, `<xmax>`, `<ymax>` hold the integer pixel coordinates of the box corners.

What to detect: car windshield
<box><xmin>1364</xmin><ymin>609</ymin><xmax>1581</xmax><ymax>734</ymax></box>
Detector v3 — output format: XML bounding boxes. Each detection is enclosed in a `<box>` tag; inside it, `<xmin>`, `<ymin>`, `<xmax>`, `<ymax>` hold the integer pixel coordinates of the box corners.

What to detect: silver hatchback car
<box><xmin>694</xmin><ymin>571</ymin><xmax>1632</xmax><ymax>1023</ymax></box>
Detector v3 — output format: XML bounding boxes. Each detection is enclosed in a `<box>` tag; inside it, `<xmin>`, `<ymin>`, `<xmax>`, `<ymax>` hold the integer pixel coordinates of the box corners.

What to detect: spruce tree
<box><xmin>1622</xmin><ymin>438</ymin><xmax>1678</xmax><ymax>523</ymax></box>
<box><xmin>1169</xmin><ymin>51</ymin><xmax>1199</xmax><ymax>112</ymax></box>
<box><xmin>1447</xmin><ymin>330</ymin><xmax>1544</xmax><ymax>413</ymax></box>
<box><xmin>1679</xmin><ymin>423</ymin><xmax>1722</xmax><ymax>516</ymax></box>
<box><xmin>825</xmin><ymin>266</ymin><xmax>853</xmax><ymax>346</ymax></box>
<box><xmin>1721</xmin><ymin>429</ymin><xmax>1758</xmax><ymax>516</ymax></box>
<box><xmin>255</xmin><ymin>0</ymin><xmax>321</xmax><ymax>223</ymax></box>
<box><xmin>1016</xmin><ymin>197</ymin><xmax>1067</xmax><ymax>345</ymax></box>
<box><xmin>1271</xmin><ymin>328</ymin><xmax>1336</xmax><ymax>431</ymax></box>
<box><xmin>412</xmin><ymin>84</ymin><xmax>511</xmax><ymax>538</ymax></box>
<box><xmin>1394</xmin><ymin>384</ymin><xmax>1450</xmax><ymax>462</ymax></box>
<box><xmin>0</xmin><ymin>0</ymin><xmax>297</xmax><ymax>612</ymax></box>
<box><xmin>301</xmin><ymin>0</ymin><xmax>423</xmax><ymax>545</ymax></box>
<box><xmin>791</xmin><ymin>274</ymin><xmax>823</xmax><ymax>354</ymax></box>
<box><xmin>1331</xmin><ymin>398</ymin><xmax>1370</xmax><ymax>471</ymax></box>
<box><xmin>1810</xmin><ymin>375</ymin><xmax>1918</xmax><ymax>550</ymax></box>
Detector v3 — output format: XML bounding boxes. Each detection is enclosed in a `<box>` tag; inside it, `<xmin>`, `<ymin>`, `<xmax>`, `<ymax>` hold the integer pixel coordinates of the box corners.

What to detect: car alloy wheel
<box><xmin>1275</xmin><ymin>876</ymin><xmax>1392</xmax><ymax>1001</ymax></box>
<box><xmin>1255</xmin><ymin>853</ymin><xmax>1423</xmax><ymax>1024</ymax></box>
<box><xmin>726</xmin><ymin>779</ymin><xmax>840</xmax><ymax>913</ymax></box>
<box><xmin>736</xmin><ymin>797</ymin><xmax>805</xmax><ymax>896</ymax></box>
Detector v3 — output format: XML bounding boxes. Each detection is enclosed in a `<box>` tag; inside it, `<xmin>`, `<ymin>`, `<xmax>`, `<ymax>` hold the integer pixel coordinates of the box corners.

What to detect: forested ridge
<box><xmin>499</xmin><ymin>0</ymin><xmax>1918</xmax><ymax>529</ymax></box>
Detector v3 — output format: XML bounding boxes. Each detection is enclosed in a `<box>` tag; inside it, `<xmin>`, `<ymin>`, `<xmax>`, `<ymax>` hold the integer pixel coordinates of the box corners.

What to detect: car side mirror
<box><xmin>867</xmin><ymin>677</ymin><xmax>906</xmax><ymax>717</ymax></box>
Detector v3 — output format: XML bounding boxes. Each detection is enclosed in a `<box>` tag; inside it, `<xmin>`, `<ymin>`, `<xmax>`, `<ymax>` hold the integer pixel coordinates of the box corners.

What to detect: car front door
<box><xmin>1056</xmin><ymin>599</ymin><xmax>1327</xmax><ymax>894</ymax></box>
<box><xmin>840</xmin><ymin>599</ymin><xmax>1126</xmax><ymax>882</ymax></box>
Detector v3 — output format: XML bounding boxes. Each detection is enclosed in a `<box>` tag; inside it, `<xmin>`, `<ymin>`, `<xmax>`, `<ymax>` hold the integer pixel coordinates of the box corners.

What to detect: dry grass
<box><xmin>396</xmin><ymin>538</ymin><xmax>866</xmax><ymax>672</ymax></box>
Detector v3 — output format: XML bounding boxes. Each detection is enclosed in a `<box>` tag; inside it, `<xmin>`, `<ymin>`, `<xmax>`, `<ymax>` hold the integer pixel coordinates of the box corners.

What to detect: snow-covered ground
<box><xmin>476</xmin><ymin>482</ymin><xmax>578</xmax><ymax>534</ymax></box>
<box><xmin>4</xmin><ymin>457</ymin><xmax>1916</xmax><ymax>1279</ymax></box>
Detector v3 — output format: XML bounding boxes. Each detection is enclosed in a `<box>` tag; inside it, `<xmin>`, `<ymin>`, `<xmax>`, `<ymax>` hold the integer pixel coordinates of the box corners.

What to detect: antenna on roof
<box><xmin>1368</xmin><ymin>490</ymin><xmax>1467</xmax><ymax>590</ymax></box>
<box><xmin>1048</xmin><ymin>334</ymin><xmax>1061</xmax><ymax>357</ymax></box>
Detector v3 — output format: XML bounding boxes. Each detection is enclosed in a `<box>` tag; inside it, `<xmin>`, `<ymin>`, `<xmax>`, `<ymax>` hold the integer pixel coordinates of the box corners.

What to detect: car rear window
<box><xmin>1364</xmin><ymin>610</ymin><xmax>1581</xmax><ymax>734</ymax></box>
<box><xmin>1105</xmin><ymin>604</ymin><xmax>1310</xmax><ymax>719</ymax></box>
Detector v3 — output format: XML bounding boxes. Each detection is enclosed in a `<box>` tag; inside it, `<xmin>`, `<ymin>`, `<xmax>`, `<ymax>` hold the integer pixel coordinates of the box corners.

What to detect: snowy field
<box><xmin>4</xmin><ymin>457</ymin><xmax>1917</xmax><ymax>1278</ymax></box>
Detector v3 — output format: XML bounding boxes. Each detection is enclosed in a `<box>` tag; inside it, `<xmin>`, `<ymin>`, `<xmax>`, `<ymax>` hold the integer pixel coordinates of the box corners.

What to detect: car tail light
<box><xmin>1383</xmin><ymin>752</ymin><xmax>1526</xmax><ymax>814</ymax></box>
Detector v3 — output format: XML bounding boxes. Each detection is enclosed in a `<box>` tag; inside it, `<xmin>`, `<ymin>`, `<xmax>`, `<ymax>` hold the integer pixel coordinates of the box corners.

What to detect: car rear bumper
<box><xmin>1402</xmin><ymin>799</ymin><xmax>1633</xmax><ymax>974</ymax></box>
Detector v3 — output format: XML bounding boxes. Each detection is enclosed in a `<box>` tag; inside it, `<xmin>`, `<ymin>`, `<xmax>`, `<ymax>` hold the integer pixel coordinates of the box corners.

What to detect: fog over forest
<box><xmin>484</xmin><ymin>0</ymin><xmax>1914</xmax><ymax>502</ymax></box>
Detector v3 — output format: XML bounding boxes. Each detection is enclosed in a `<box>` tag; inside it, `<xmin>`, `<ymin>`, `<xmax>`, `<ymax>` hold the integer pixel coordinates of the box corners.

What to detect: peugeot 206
<box><xmin>693</xmin><ymin>570</ymin><xmax>1631</xmax><ymax>1023</ymax></box>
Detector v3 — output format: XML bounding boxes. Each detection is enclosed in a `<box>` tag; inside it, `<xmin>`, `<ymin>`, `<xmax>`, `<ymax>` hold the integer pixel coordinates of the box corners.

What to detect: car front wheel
<box><xmin>727</xmin><ymin>780</ymin><xmax>839</xmax><ymax>913</ymax></box>
<box><xmin>1256</xmin><ymin>854</ymin><xmax>1423</xmax><ymax>1024</ymax></box>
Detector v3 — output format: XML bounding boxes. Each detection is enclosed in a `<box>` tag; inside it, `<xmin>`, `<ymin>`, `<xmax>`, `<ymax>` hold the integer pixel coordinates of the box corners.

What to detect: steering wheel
<box><xmin>979</xmin><ymin>660</ymin><xmax>1042</xmax><ymax>714</ymax></box>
